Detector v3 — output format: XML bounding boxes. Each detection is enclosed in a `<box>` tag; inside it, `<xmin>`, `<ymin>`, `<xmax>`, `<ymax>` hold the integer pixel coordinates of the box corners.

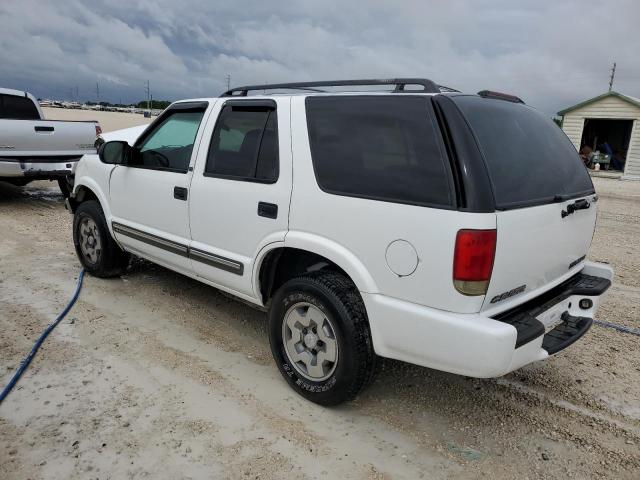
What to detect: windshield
<box><xmin>454</xmin><ymin>96</ymin><xmax>594</xmax><ymax>209</ymax></box>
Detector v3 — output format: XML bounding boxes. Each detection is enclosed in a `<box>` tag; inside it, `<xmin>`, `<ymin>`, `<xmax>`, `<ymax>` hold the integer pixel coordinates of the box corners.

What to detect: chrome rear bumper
<box><xmin>0</xmin><ymin>159</ymin><xmax>77</xmax><ymax>178</ymax></box>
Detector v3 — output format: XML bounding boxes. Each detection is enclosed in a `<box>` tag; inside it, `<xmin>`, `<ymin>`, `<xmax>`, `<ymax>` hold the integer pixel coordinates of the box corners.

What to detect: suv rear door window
<box><xmin>205</xmin><ymin>104</ymin><xmax>279</xmax><ymax>183</ymax></box>
<box><xmin>0</xmin><ymin>94</ymin><xmax>40</xmax><ymax>120</ymax></box>
<box><xmin>453</xmin><ymin>96</ymin><xmax>594</xmax><ymax>209</ymax></box>
<box><xmin>305</xmin><ymin>96</ymin><xmax>453</xmax><ymax>208</ymax></box>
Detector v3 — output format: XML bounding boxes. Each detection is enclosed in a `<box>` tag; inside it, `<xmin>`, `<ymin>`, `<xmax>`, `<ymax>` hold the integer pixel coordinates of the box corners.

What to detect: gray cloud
<box><xmin>0</xmin><ymin>0</ymin><xmax>638</xmax><ymax>113</ymax></box>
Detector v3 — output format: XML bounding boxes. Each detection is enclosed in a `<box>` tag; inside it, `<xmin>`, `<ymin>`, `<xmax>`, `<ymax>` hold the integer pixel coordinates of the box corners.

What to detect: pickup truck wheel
<box><xmin>73</xmin><ymin>200</ymin><xmax>129</xmax><ymax>277</ymax></box>
<box><xmin>269</xmin><ymin>271</ymin><xmax>379</xmax><ymax>406</ymax></box>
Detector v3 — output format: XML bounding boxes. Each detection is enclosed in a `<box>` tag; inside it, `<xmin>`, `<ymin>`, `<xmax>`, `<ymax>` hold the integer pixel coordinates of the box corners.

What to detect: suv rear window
<box><xmin>454</xmin><ymin>96</ymin><xmax>594</xmax><ymax>209</ymax></box>
<box><xmin>305</xmin><ymin>96</ymin><xmax>453</xmax><ymax>208</ymax></box>
<box><xmin>0</xmin><ymin>94</ymin><xmax>40</xmax><ymax>120</ymax></box>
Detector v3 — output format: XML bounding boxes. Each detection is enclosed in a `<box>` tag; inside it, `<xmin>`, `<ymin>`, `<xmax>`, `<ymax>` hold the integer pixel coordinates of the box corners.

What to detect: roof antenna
<box><xmin>608</xmin><ymin>62</ymin><xmax>616</xmax><ymax>92</ymax></box>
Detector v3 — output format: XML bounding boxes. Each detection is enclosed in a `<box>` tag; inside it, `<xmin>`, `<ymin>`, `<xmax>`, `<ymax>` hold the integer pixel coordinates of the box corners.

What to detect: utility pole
<box><xmin>608</xmin><ymin>62</ymin><xmax>616</xmax><ymax>92</ymax></box>
<box><xmin>96</xmin><ymin>82</ymin><xmax>100</xmax><ymax>103</ymax></box>
<box><xmin>144</xmin><ymin>80</ymin><xmax>151</xmax><ymax>111</ymax></box>
<box><xmin>225</xmin><ymin>74</ymin><xmax>231</xmax><ymax>91</ymax></box>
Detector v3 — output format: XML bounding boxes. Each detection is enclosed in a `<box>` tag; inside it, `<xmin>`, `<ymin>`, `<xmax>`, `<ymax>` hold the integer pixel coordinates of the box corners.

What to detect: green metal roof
<box><xmin>557</xmin><ymin>91</ymin><xmax>640</xmax><ymax>116</ymax></box>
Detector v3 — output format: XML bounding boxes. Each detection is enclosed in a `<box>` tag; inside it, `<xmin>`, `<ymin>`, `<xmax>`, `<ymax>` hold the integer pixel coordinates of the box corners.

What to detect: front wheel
<box><xmin>72</xmin><ymin>200</ymin><xmax>129</xmax><ymax>277</ymax></box>
<box><xmin>268</xmin><ymin>271</ymin><xmax>379</xmax><ymax>406</ymax></box>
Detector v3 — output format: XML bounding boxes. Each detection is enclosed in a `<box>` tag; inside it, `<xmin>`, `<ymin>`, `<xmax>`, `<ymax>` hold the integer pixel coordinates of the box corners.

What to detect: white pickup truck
<box><xmin>67</xmin><ymin>79</ymin><xmax>613</xmax><ymax>405</ymax></box>
<box><xmin>0</xmin><ymin>87</ymin><xmax>101</xmax><ymax>195</ymax></box>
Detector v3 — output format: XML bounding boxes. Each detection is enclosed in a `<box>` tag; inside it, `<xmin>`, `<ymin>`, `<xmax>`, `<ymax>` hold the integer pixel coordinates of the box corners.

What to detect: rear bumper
<box><xmin>363</xmin><ymin>261</ymin><xmax>613</xmax><ymax>377</ymax></box>
<box><xmin>0</xmin><ymin>159</ymin><xmax>78</xmax><ymax>179</ymax></box>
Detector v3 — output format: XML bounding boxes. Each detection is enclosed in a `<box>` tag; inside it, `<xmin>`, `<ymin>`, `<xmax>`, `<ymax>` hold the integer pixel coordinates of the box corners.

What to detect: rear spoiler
<box><xmin>477</xmin><ymin>90</ymin><xmax>525</xmax><ymax>104</ymax></box>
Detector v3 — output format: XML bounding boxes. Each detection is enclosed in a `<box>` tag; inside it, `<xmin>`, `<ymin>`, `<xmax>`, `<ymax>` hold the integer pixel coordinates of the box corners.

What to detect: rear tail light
<box><xmin>453</xmin><ymin>229</ymin><xmax>497</xmax><ymax>296</ymax></box>
<box><xmin>95</xmin><ymin>124</ymin><xmax>102</xmax><ymax>136</ymax></box>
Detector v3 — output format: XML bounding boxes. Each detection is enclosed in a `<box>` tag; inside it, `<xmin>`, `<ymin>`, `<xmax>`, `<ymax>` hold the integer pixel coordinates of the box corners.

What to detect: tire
<box><xmin>72</xmin><ymin>200</ymin><xmax>129</xmax><ymax>277</ymax></box>
<box><xmin>58</xmin><ymin>176</ymin><xmax>73</xmax><ymax>198</ymax></box>
<box><xmin>268</xmin><ymin>271</ymin><xmax>379</xmax><ymax>406</ymax></box>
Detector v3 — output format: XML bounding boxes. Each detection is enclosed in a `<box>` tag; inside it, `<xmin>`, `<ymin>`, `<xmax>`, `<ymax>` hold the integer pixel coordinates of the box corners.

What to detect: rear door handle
<box><xmin>562</xmin><ymin>198</ymin><xmax>590</xmax><ymax>218</ymax></box>
<box><xmin>174</xmin><ymin>186</ymin><xmax>188</xmax><ymax>201</ymax></box>
<box><xmin>257</xmin><ymin>202</ymin><xmax>278</xmax><ymax>219</ymax></box>
<box><xmin>35</xmin><ymin>126</ymin><xmax>54</xmax><ymax>132</ymax></box>
<box><xmin>572</xmin><ymin>199</ymin><xmax>590</xmax><ymax>211</ymax></box>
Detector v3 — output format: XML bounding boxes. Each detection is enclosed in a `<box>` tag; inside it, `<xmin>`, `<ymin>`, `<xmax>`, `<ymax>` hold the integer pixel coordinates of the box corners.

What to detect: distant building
<box><xmin>558</xmin><ymin>91</ymin><xmax>640</xmax><ymax>180</ymax></box>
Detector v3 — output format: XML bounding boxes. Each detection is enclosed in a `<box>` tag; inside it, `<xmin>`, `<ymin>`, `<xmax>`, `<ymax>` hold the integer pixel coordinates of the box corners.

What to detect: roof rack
<box><xmin>477</xmin><ymin>90</ymin><xmax>525</xmax><ymax>104</ymax></box>
<box><xmin>221</xmin><ymin>78</ymin><xmax>441</xmax><ymax>97</ymax></box>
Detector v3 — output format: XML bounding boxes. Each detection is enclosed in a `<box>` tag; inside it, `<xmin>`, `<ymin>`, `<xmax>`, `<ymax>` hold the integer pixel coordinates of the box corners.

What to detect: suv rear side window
<box><xmin>305</xmin><ymin>96</ymin><xmax>453</xmax><ymax>208</ymax></box>
<box><xmin>205</xmin><ymin>104</ymin><xmax>279</xmax><ymax>183</ymax></box>
<box><xmin>454</xmin><ymin>96</ymin><xmax>595</xmax><ymax>209</ymax></box>
<box><xmin>0</xmin><ymin>94</ymin><xmax>40</xmax><ymax>120</ymax></box>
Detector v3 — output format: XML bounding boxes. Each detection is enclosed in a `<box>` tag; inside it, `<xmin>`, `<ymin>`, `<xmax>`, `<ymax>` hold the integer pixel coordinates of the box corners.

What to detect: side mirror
<box><xmin>98</xmin><ymin>140</ymin><xmax>131</xmax><ymax>165</ymax></box>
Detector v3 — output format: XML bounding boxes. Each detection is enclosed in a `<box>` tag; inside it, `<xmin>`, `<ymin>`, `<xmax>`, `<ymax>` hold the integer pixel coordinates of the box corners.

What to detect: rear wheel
<box><xmin>73</xmin><ymin>200</ymin><xmax>129</xmax><ymax>277</ymax></box>
<box><xmin>268</xmin><ymin>271</ymin><xmax>379</xmax><ymax>406</ymax></box>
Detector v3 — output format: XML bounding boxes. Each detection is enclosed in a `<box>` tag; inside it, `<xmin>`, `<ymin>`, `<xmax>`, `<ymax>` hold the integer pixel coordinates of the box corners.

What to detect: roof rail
<box><xmin>477</xmin><ymin>90</ymin><xmax>525</xmax><ymax>104</ymax></box>
<box><xmin>438</xmin><ymin>85</ymin><xmax>461</xmax><ymax>93</ymax></box>
<box><xmin>221</xmin><ymin>78</ymin><xmax>441</xmax><ymax>97</ymax></box>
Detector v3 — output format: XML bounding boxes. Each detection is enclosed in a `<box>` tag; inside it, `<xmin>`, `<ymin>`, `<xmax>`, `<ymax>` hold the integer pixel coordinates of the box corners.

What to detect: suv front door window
<box><xmin>131</xmin><ymin>111</ymin><xmax>205</xmax><ymax>172</ymax></box>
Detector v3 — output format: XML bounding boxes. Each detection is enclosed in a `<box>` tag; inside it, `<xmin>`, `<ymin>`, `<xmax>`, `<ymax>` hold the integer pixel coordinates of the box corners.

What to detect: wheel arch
<box><xmin>255</xmin><ymin>234</ymin><xmax>378</xmax><ymax>304</ymax></box>
<box><xmin>70</xmin><ymin>177</ymin><xmax>111</xmax><ymax>217</ymax></box>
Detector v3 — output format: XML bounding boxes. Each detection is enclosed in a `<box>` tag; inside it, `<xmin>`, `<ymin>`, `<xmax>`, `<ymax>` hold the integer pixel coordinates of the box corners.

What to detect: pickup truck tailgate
<box><xmin>0</xmin><ymin>119</ymin><xmax>98</xmax><ymax>157</ymax></box>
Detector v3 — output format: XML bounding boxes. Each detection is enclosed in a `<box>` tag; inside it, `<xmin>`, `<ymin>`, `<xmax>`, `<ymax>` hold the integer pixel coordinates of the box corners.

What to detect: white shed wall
<box><xmin>561</xmin><ymin>96</ymin><xmax>640</xmax><ymax>179</ymax></box>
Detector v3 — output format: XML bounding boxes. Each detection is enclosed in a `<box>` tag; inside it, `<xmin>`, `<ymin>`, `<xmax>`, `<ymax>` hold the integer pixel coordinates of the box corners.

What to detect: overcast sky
<box><xmin>1</xmin><ymin>0</ymin><xmax>638</xmax><ymax>114</ymax></box>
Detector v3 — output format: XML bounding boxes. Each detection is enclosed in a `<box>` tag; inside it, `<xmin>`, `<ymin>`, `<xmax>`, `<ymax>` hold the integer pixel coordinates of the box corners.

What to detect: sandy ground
<box><xmin>0</xmin><ymin>176</ymin><xmax>639</xmax><ymax>479</ymax></box>
<box><xmin>42</xmin><ymin>107</ymin><xmax>152</xmax><ymax>133</ymax></box>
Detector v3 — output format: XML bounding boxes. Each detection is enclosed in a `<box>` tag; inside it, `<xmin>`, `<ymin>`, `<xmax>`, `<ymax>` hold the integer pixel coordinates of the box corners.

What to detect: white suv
<box><xmin>67</xmin><ymin>79</ymin><xmax>613</xmax><ymax>405</ymax></box>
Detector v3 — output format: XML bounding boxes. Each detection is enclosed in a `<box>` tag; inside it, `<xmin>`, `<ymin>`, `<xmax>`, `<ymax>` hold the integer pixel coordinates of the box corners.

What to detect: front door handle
<box><xmin>257</xmin><ymin>202</ymin><xmax>278</xmax><ymax>219</ymax></box>
<box><xmin>174</xmin><ymin>186</ymin><xmax>188</xmax><ymax>201</ymax></box>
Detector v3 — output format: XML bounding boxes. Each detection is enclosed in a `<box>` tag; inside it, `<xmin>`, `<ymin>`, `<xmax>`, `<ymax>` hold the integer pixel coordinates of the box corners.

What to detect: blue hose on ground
<box><xmin>594</xmin><ymin>319</ymin><xmax>640</xmax><ymax>337</ymax></box>
<box><xmin>0</xmin><ymin>269</ymin><xmax>85</xmax><ymax>405</ymax></box>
